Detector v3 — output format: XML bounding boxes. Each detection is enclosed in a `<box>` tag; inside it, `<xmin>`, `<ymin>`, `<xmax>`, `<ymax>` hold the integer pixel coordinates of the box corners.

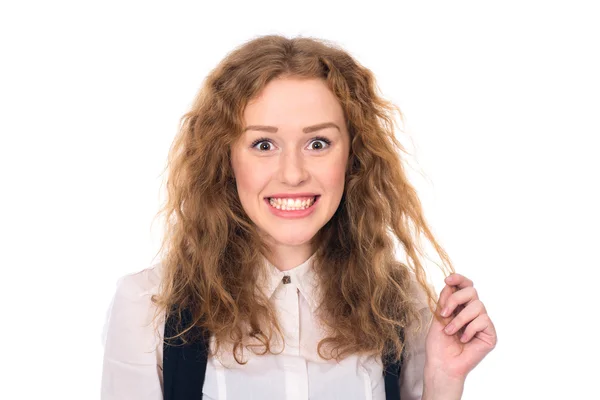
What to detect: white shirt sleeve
<box><xmin>101</xmin><ymin>267</ymin><xmax>164</xmax><ymax>400</ymax></box>
<box><xmin>399</xmin><ymin>277</ymin><xmax>434</xmax><ymax>400</ymax></box>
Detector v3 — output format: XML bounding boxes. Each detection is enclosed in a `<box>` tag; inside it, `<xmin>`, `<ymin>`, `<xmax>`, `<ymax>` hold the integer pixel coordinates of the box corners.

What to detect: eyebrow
<box><xmin>243</xmin><ymin>122</ymin><xmax>341</xmax><ymax>134</ymax></box>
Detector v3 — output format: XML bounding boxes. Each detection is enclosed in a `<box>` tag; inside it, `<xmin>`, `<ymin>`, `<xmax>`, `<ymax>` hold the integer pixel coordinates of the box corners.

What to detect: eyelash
<box><xmin>250</xmin><ymin>136</ymin><xmax>332</xmax><ymax>151</ymax></box>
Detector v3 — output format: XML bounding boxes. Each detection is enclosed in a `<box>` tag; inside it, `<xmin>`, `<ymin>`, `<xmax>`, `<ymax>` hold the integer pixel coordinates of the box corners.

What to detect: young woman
<box><xmin>101</xmin><ymin>34</ymin><xmax>497</xmax><ymax>400</ymax></box>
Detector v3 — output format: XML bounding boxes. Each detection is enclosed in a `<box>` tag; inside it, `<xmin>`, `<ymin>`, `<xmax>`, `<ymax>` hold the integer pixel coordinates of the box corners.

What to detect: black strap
<box><xmin>163</xmin><ymin>308</ymin><xmax>209</xmax><ymax>400</ymax></box>
<box><xmin>383</xmin><ymin>328</ymin><xmax>406</xmax><ymax>400</ymax></box>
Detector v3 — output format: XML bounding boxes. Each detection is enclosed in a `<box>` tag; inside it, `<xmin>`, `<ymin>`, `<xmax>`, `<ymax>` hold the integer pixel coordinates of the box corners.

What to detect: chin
<box><xmin>265</xmin><ymin>229</ymin><xmax>317</xmax><ymax>247</ymax></box>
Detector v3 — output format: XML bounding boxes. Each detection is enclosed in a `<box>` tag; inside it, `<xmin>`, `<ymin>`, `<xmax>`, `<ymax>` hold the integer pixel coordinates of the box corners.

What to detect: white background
<box><xmin>1</xmin><ymin>1</ymin><xmax>598</xmax><ymax>399</ymax></box>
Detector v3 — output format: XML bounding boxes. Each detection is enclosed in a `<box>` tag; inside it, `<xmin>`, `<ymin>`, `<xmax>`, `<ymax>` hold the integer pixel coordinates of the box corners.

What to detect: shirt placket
<box><xmin>278</xmin><ymin>274</ymin><xmax>309</xmax><ymax>400</ymax></box>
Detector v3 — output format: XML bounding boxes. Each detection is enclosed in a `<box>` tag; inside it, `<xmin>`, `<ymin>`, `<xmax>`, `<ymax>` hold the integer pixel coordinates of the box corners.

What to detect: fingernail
<box><xmin>460</xmin><ymin>333</ymin><xmax>468</xmax><ymax>342</ymax></box>
<box><xmin>445</xmin><ymin>323</ymin><xmax>455</xmax><ymax>334</ymax></box>
<box><xmin>441</xmin><ymin>307</ymin><xmax>449</xmax><ymax>317</ymax></box>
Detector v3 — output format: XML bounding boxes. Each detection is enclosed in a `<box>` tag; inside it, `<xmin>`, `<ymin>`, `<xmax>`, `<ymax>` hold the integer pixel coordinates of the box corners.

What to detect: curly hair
<box><xmin>150</xmin><ymin>34</ymin><xmax>454</xmax><ymax>365</ymax></box>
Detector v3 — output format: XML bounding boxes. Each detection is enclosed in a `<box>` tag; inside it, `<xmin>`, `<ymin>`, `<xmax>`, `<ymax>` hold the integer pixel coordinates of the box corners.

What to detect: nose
<box><xmin>277</xmin><ymin>148</ymin><xmax>309</xmax><ymax>186</ymax></box>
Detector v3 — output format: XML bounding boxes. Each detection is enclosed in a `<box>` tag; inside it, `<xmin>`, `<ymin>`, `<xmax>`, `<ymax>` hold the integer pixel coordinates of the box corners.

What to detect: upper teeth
<box><xmin>269</xmin><ymin>196</ymin><xmax>316</xmax><ymax>209</ymax></box>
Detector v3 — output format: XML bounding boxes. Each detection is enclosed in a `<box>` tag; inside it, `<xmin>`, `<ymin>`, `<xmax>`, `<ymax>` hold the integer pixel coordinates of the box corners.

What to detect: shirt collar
<box><xmin>259</xmin><ymin>251</ymin><xmax>320</xmax><ymax>312</ymax></box>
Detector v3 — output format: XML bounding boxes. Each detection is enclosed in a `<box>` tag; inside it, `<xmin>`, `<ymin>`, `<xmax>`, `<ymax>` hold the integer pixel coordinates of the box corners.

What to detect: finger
<box><xmin>440</xmin><ymin>286</ymin><xmax>480</xmax><ymax>318</ymax></box>
<box><xmin>445</xmin><ymin>273</ymin><xmax>474</xmax><ymax>289</ymax></box>
<box><xmin>443</xmin><ymin>299</ymin><xmax>486</xmax><ymax>336</ymax></box>
<box><xmin>436</xmin><ymin>284</ymin><xmax>457</xmax><ymax>318</ymax></box>
<box><xmin>458</xmin><ymin>313</ymin><xmax>497</xmax><ymax>345</ymax></box>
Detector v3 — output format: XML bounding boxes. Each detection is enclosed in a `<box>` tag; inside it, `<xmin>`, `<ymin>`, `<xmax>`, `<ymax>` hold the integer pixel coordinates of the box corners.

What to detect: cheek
<box><xmin>233</xmin><ymin>160</ymin><xmax>270</xmax><ymax>198</ymax></box>
<box><xmin>321</xmin><ymin>157</ymin><xmax>348</xmax><ymax>190</ymax></box>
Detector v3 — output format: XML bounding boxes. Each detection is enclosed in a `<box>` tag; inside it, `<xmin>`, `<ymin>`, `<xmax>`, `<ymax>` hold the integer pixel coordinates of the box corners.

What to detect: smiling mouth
<box><xmin>266</xmin><ymin>195</ymin><xmax>320</xmax><ymax>210</ymax></box>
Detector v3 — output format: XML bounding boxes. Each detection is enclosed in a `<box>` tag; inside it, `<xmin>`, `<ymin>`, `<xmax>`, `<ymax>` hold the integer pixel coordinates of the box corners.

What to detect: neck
<box><xmin>263</xmin><ymin>242</ymin><xmax>316</xmax><ymax>271</ymax></box>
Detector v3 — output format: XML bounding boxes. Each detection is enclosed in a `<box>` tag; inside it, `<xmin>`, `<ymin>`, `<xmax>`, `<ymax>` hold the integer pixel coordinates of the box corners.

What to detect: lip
<box><xmin>264</xmin><ymin>192</ymin><xmax>320</xmax><ymax>199</ymax></box>
<box><xmin>264</xmin><ymin>195</ymin><xmax>320</xmax><ymax>219</ymax></box>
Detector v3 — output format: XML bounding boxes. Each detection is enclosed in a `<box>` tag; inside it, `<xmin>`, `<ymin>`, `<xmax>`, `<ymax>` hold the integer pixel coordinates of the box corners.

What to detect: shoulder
<box><xmin>102</xmin><ymin>261</ymin><xmax>166</xmax><ymax>348</ymax></box>
<box><xmin>405</xmin><ymin>270</ymin><xmax>433</xmax><ymax>312</ymax></box>
<box><xmin>113</xmin><ymin>261</ymin><xmax>164</xmax><ymax>300</ymax></box>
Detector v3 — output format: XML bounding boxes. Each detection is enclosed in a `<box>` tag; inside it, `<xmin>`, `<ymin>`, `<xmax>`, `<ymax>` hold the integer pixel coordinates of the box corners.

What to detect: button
<box><xmin>282</xmin><ymin>275</ymin><xmax>291</xmax><ymax>284</ymax></box>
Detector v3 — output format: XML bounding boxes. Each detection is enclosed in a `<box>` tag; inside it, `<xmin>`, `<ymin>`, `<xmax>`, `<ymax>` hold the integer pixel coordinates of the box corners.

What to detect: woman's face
<box><xmin>230</xmin><ymin>77</ymin><xmax>350</xmax><ymax>256</ymax></box>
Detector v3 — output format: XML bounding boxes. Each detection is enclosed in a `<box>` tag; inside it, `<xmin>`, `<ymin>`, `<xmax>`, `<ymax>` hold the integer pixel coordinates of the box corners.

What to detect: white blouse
<box><xmin>101</xmin><ymin>254</ymin><xmax>432</xmax><ymax>400</ymax></box>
